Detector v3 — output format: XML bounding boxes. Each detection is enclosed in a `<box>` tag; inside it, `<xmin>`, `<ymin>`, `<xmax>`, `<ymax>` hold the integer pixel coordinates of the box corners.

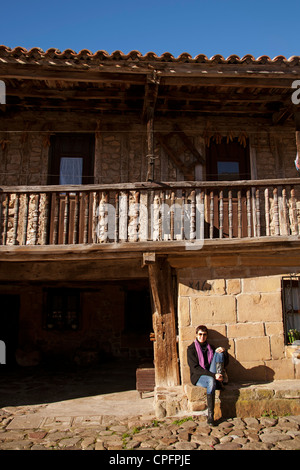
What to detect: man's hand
<box><xmin>215</xmin><ymin>347</ymin><xmax>225</xmax><ymax>353</ymax></box>
<box><xmin>215</xmin><ymin>373</ymin><xmax>223</xmax><ymax>381</ymax></box>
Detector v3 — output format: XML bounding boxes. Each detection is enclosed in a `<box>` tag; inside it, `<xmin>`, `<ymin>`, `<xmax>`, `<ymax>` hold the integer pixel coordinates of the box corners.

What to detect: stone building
<box><xmin>0</xmin><ymin>46</ymin><xmax>300</xmax><ymax>415</ymax></box>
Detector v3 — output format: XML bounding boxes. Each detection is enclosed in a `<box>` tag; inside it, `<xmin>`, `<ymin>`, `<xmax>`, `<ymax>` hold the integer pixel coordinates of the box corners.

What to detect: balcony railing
<box><xmin>0</xmin><ymin>178</ymin><xmax>300</xmax><ymax>247</ymax></box>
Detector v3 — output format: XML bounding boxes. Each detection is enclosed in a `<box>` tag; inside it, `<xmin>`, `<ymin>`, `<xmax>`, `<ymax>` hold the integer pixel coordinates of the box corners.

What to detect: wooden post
<box><xmin>296</xmin><ymin>130</ymin><xmax>300</xmax><ymax>157</ymax></box>
<box><xmin>147</xmin><ymin>255</ymin><xmax>180</xmax><ymax>387</ymax></box>
<box><xmin>146</xmin><ymin>108</ymin><xmax>155</xmax><ymax>182</ymax></box>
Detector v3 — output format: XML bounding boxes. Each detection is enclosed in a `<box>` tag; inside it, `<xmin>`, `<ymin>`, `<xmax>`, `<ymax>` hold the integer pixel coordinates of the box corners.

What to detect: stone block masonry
<box><xmin>178</xmin><ymin>266</ymin><xmax>299</xmax><ymax>384</ymax></box>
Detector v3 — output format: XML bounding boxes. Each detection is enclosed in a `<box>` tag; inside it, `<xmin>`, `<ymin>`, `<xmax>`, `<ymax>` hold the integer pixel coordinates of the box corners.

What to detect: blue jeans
<box><xmin>195</xmin><ymin>352</ymin><xmax>224</xmax><ymax>395</ymax></box>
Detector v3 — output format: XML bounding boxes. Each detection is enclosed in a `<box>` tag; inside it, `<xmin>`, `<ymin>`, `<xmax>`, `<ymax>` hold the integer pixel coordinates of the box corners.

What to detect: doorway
<box><xmin>206</xmin><ymin>138</ymin><xmax>251</xmax><ymax>238</ymax></box>
<box><xmin>0</xmin><ymin>295</ymin><xmax>20</xmax><ymax>366</ymax></box>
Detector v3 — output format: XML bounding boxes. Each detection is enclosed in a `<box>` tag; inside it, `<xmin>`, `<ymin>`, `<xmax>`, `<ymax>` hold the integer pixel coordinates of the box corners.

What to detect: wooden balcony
<box><xmin>0</xmin><ymin>179</ymin><xmax>300</xmax><ymax>251</ymax></box>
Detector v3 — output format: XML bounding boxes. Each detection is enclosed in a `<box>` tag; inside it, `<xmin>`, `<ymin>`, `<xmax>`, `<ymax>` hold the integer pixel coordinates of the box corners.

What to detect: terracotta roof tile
<box><xmin>0</xmin><ymin>45</ymin><xmax>299</xmax><ymax>65</ymax></box>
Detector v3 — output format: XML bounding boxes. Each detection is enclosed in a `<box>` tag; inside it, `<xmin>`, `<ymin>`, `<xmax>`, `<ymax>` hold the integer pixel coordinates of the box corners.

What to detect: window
<box><xmin>206</xmin><ymin>138</ymin><xmax>251</xmax><ymax>181</ymax></box>
<box><xmin>44</xmin><ymin>288</ymin><xmax>81</xmax><ymax>331</ymax></box>
<box><xmin>282</xmin><ymin>275</ymin><xmax>300</xmax><ymax>344</ymax></box>
<box><xmin>48</xmin><ymin>133</ymin><xmax>95</xmax><ymax>185</ymax></box>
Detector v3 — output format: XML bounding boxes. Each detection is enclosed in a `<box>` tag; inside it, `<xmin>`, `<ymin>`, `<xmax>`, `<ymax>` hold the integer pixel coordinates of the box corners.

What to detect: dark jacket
<box><xmin>187</xmin><ymin>340</ymin><xmax>229</xmax><ymax>385</ymax></box>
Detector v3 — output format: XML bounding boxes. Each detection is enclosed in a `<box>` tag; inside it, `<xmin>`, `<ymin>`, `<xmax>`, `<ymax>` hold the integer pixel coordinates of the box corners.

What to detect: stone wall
<box><xmin>0</xmin><ymin>115</ymin><xmax>298</xmax><ymax>186</ymax></box>
<box><xmin>178</xmin><ymin>266</ymin><xmax>300</xmax><ymax>385</ymax></box>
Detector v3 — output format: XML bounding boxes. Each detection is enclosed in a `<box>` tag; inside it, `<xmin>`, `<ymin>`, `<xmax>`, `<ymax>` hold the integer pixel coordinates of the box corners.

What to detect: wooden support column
<box><xmin>146</xmin><ymin>108</ymin><xmax>155</xmax><ymax>181</ymax></box>
<box><xmin>146</xmin><ymin>254</ymin><xmax>180</xmax><ymax>387</ymax></box>
<box><xmin>296</xmin><ymin>130</ymin><xmax>300</xmax><ymax>155</ymax></box>
<box><xmin>143</xmin><ymin>73</ymin><xmax>160</xmax><ymax>182</ymax></box>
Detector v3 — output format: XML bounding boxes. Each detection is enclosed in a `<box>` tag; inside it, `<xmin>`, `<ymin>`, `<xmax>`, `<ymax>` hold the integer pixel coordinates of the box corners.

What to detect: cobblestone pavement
<box><xmin>1</xmin><ymin>409</ymin><xmax>300</xmax><ymax>450</ymax></box>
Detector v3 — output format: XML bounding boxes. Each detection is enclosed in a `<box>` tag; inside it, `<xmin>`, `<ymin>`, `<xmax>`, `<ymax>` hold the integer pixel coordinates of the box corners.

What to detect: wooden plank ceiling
<box><xmin>0</xmin><ymin>47</ymin><xmax>299</xmax><ymax>123</ymax></box>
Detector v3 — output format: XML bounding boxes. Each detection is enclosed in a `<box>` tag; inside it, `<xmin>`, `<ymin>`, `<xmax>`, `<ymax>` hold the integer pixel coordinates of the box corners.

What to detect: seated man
<box><xmin>187</xmin><ymin>324</ymin><xmax>228</xmax><ymax>426</ymax></box>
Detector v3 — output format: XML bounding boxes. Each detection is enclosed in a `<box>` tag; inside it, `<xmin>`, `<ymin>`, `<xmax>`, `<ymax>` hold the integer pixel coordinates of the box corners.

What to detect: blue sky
<box><xmin>1</xmin><ymin>0</ymin><xmax>299</xmax><ymax>59</ymax></box>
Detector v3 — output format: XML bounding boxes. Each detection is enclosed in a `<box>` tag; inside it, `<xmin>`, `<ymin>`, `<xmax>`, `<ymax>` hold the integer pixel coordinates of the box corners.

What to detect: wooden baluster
<box><xmin>73</xmin><ymin>193</ymin><xmax>79</xmax><ymax>244</ymax></box>
<box><xmin>273</xmin><ymin>187</ymin><xmax>280</xmax><ymax>236</ymax></box>
<box><xmin>22</xmin><ymin>194</ymin><xmax>29</xmax><ymax>245</ymax></box>
<box><xmin>199</xmin><ymin>189</ymin><xmax>205</xmax><ymax>241</ymax></box>
<box><xmin>190</xmin><ymin>190</ymin><xmax>196</xmax><ymax>240</ymax></box>
<box><xmin>32</xmin><ymin>194</ymin><xmax>40</xmax><ymax>245</ymax></box>
<box><xmin>247</xmin><ymin>189</ymin><xmax>251</xmax><ymax>237</ymax></box>
<box><xmin>119</xmin><ymin>191</ymin><xmax>128</xmax><ymax>242</ymax></box>
<box><xmin>228</xmin><ymin>190</ymin><xmax>233</xmax><ymax>238</ymax></box>
<box><xmin>83</xmin><ymin>192</ymin><xmax>89</xmax><ymax>244</ymax></box>
<box><xmin>13</xmin><ymin>194</ymin><xmax>20</xmax><ymax>245</ymax></box>
<box><xmin>255</xmin><ymin>188</ymin><xmax>260</xmax><ymax>237</ymax></box>
<box><xmin>209</xmin><ymin>190</ymin><xmax>214</xmax><ymax>239</ymax></box>
<box><xmin>170</xmin><ymin>191</ymin><xmax>175</xmax><ymax>240</ymax></box>
<box><xmin>115</xmin><ymin>191</ymin><xmax>119</xmax><ymax>243</ymax></box>
<box><xmin>92</xmin><ymin>192</ymin><xmax>98</xmax><ymax>244</ymax></box>
<box><xmin>282</xmin><ymin>188</ymin><xmax>289</xmax><ymax>235</ymax></box>
<box><xmin>181</xmin><ymin>190</ymin><xmax>185</xmax><ymax>240</ymax></box>
<box><xmin>63</xmin><ymin>193</ymin><xmax>69</xmax><ymax>244</ymax></box>
<box><xmin>160</xmin><ymin>190</ymin><xmax>165</xmax><ymax>241</ymax></box>
<box><xmin>237</xmin><ymin>190</ymin><xmax>242</xmax><ymax>238</ymax></box>
<box><xmin>265</xmin><ymin>188</ymin><xmax>270</xmax><ymax>236</ymax></box>
<box><xmin>73</xmin><ymin>193</ymin><xmax>80</xmax><ymax>245</ymax></box>
<box><xmin>52</xmin><ymin>193</ymin><xmax>59</xmax><ymax>244</ymax></box>
<box><xmin>43</xmin><ymin>193</ymin><xmax>50</xmax><ymax>245</ymax></box>
<box><xmin>3</xmin><ymin>194</ymin><xmax>9</xmax><ymax>245</ymax></box>
<box><xmin>219</xmin><ymin>190</ymin><xmax>223</xmax><ymax>239</ymax></box>
<box><xmin>103</xmin><ymin>192</ymin><xmax>109</xmax><ymax>243</ymax></box>
<box><xmin>134</xmin><ymin>191</ymin><xmax>139</xmax><ymax>242</ymax></box>
<box><xmin>290</xmin><ymin>187</ymin><xmax>299</xmax><ymax>235</ymax></box>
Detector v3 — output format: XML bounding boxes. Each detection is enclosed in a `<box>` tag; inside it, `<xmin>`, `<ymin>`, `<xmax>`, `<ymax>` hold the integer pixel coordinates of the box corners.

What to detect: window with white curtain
<box><xmin>59</xmin><ymin>157</ymin><xmax>83</xmax><ymax>185</ymax></box>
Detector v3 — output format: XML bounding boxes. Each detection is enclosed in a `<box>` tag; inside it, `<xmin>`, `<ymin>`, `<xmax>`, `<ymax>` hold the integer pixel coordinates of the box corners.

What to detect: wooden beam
<box><xmin>156</xmin><ymin>133</ymin><xmax>194</xmax><ymax>179</ymax></box>
<box><xmin>174</xmin><ymin>124</ymin><xmax>205</xmax><ymax>165</ymax></box>
<box><xmin>148</xmin><ymin>257</ymin><xmax>180</xmax><ymax>387</ymax></box>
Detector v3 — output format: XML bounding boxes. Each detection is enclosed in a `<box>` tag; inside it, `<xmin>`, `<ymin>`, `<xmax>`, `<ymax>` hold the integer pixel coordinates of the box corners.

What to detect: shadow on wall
<box><xmin>207</xmin><ymin>329</ymin><xmax>275</xmax><ymax>419</ymax></box>
<box><xmin>207</xmin><ymin>329</ymin><xmax>275</xmax><ymax>383</ymax></box>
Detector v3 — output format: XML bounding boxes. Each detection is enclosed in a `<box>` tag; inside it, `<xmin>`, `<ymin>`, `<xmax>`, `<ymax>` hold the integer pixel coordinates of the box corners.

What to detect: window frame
<box><xmin>47</xmin><ymin>133</ymin><xmax>95</xmax><ymax>185</ymax></box>
<box><xmin>281</xmin><ymin>275</ymin><xmax>300</xmax><ymax>344</ymax></box>
<box><xmin>43</xmin><ymin>287</ymin><xmax>81</xmax><ymax>331</ymax></box>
